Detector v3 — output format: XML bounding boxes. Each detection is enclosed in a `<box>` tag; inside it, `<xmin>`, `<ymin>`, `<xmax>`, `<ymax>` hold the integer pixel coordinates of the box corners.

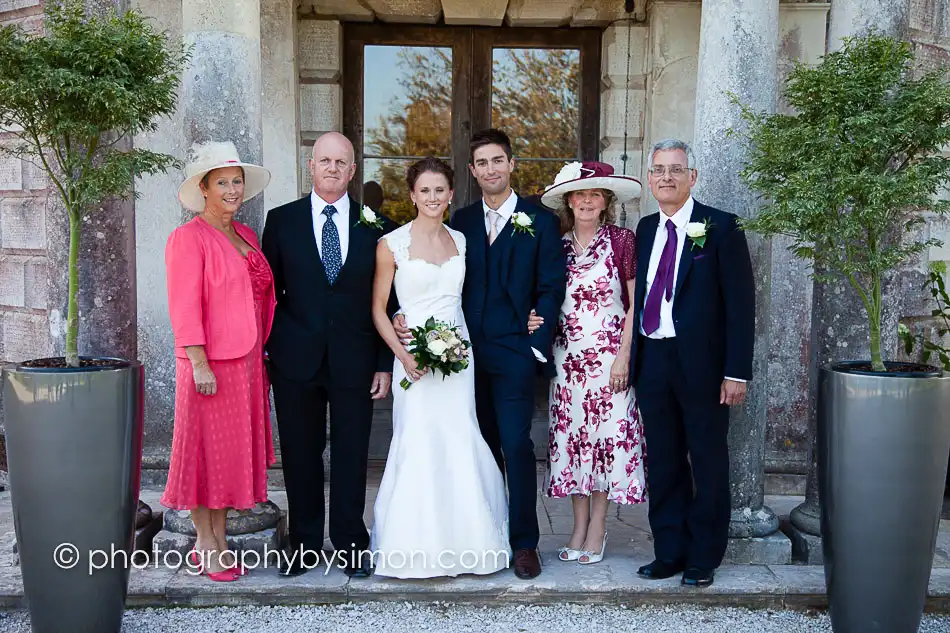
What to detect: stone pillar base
<box><xmin>729</xmin><ymin>505</ymin><xmax>780</xmax><ymax>538</ymax></box>
<box><xmin>152</xmin><ymin>523</ymin><xmax>285</xmax><ymax>560</ymax></box>
<box><xmin>724</xmin><ymin>532</ymin><xmax>792</xmax><ymax>564</ymax></box>
<box><xmin>152</xmin><ymin>501</ymin><xmax>286</xmax><ymax>562</ymax></box>
<box><xmin>781</xmin><ymin>519</ymin><xmax>824</xmax><ymax>564</ymax></box>
<box><xmin>789</xmin><ymin>498</ymin><xmax>821</xmax><ymax>536</ymax></box>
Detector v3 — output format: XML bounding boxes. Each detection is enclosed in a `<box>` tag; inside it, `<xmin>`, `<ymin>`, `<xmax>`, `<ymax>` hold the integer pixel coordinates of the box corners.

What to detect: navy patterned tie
<box><xmin>321</xmin><ymin>205</ymin><xmax>342</xmax><ymax>284</ymax></box>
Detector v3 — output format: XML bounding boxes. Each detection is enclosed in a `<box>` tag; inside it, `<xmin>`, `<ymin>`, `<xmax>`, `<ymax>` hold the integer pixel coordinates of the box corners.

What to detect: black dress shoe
<box><xmin>278</xmin><ymin>550</ymin><xmax>320</xmax><ymax>578</ymax></box>
<box><xmin>681</xmin><ymin>566</ymin><xmax>714</xmax><ymax>587</ymax></box>
<box><xmin>513</xmin><ymin>548</ymin><xmax>542</xmax><ymax>579</ymax></box>
<box><xmin>278</xmin><ymin>557</ymin><xmax>310</xmax><ymax>577</ymax></box>
<box><xmin>637</xmin><ymin>559</ymin><xmax>686</xmax><ymax>579</ymax></box>
<box><xmin>343</xmin><ymin>557</ymin><xmax>373</xmax><ymax>578</ymax></box>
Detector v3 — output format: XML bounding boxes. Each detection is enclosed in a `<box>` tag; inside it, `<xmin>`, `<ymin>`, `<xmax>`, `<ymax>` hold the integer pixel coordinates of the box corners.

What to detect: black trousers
<box><xmin>473</xmin><ymin>346</ymin><xmax>539</xmax><ymax>551</ymax></box>
<box><xmin>635</xmin><ymin>336</ymin><xmax>731</xmax><ymax>570</ymax></box>
<box><xmin>270</xmin><ymin>361</ymin><xmax>373</xmax><ymax>559</ymax></box>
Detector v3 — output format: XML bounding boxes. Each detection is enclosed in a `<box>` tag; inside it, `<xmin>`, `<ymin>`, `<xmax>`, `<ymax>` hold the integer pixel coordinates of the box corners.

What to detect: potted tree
<box><xmin>736</xmin><ymin>34</ymin><xmax>950</xmax><ymax>633</ymax></box>
<box><xmin>0</xmin><ymin>2</ymin><xmax>186</xmax><ymax>631</ymax></box>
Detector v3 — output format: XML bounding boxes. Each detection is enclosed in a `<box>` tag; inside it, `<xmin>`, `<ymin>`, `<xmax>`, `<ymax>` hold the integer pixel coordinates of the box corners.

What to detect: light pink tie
<box><xmin>487</xmin><ymin>210</ymin><xmax>501</xmax><ymax>245</ymax></box>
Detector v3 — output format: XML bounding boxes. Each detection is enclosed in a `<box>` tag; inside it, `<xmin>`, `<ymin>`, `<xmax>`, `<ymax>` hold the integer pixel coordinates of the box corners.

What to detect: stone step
<box><xmin>0</xmin><ymin>560</ymin><xmax>949</xmax><ymax>612</ymax></box>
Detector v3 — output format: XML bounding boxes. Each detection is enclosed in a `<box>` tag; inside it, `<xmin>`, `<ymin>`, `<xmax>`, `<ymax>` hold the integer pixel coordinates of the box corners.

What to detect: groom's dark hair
<box><xmin>469</xmin><ymin>129</ymin><xmax>513</xmax><ymax>163</ymax></box>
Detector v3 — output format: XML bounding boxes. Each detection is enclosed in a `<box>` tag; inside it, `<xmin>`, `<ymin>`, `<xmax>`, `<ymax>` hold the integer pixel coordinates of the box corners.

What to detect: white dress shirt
<box><xmin>311</xmin><ymin>190</ymin><xmax>350</xmax><ymax>264</ymax></box>
<box><xmin>483</xmin><ymin>188</ymin><xmax>519</xmax><ymax>235</ymax></box>
<box><xmin>640</xmin><ymin>196</ymin><xmax>745</xmax><ymax>382</ymax></box>
<box><xmin>482</xmin><ymin>190</ymin><xmax>546</xmax><ymax>363</ymax></box>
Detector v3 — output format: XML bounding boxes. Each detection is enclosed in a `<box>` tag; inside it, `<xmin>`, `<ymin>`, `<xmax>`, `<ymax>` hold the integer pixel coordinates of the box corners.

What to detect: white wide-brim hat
<box><xmin>540</xmin><ymin>161</ymin><xmax>641</xmax><ymax>210</ymax></box>
<box><xmin>177</xmin><ymin>141</ymin><xmax>271</xmax><ymax>212</ymax></box>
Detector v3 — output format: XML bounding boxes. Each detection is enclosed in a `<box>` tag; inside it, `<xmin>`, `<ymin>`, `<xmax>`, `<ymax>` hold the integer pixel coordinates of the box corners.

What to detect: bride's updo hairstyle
<box><xmin>406</xmin><ymin>156</ymin><xmax>455</xmax><ymax>192</ymax></box>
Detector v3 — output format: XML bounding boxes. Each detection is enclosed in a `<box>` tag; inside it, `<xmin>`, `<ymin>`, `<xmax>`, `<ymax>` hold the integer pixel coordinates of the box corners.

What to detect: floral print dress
<box><xmin>546</xmin><ymin>224</ymin><xmax>648</xmax><ymax>505</ymax></box>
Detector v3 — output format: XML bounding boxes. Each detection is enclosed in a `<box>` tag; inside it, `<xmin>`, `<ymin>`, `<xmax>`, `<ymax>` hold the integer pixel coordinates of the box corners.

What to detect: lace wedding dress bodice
<box><xmin>383</xmin><ymin>221</ymin><xmax>467</xmax><ymax>330</ymax></box>
<box><xmin>370</xmin><ymin>220</ymin><xmax>510</xmax><ymax>579</ymax></box>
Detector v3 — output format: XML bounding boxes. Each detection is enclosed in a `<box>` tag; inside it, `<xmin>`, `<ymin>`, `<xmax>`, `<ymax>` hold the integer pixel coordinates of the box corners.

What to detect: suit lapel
<box><xmin>674</xmin><ymin>202</ymin><xmax>702</xmax><ymax>297</ymax></box>
<box><xmin>459</xmin><ymin>204</ymin><xmax>487</xmax><ymax>268</ymax></box>
<box><xmin>334</xmin><ymin>200</ymin><xmax>364</xmax><ymax>284</ymax></box>
<box><xmin>636</xmin><ymin>213</ymin><xmax>659</xmax><ymax>307</ymax></box>
<box><xmin>499</xmin><ymin>198</ymin><xmax>528</xmax><ymax>283</ymax></box>
<box><xmin>296</xmin><ymin>197</ymin><xmax>328</xmax><ymax>282</ymax></box>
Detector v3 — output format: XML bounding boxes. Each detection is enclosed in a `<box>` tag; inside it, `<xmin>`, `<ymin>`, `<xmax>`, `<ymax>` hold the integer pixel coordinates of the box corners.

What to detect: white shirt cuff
<box><xmin>724</xmin><ymin>376</ymin><xmax>746</xmax><ymax>383</ymax></box>
<box><xmin>532</xmin><ymin>347</ymin><xmax>547</xmax><ymax>363</ymax></box>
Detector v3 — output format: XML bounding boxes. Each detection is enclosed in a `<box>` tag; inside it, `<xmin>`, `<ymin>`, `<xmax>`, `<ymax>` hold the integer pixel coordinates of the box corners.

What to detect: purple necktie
<box><xmin>642</xmin><ymin>219</ymin><xmax>678</xmax><ymax>335</ymax></box>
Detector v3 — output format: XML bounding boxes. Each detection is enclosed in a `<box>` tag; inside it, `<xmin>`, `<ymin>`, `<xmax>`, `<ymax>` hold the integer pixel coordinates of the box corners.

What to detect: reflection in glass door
<box><xmin>491</xmin><ymin>48</ymin><xmax>581</xmax><ymax>199</ymax></box>
<box><xmin>362</xmin><ymin>45</ymin><xmax>453</xmax><ymax>225</ymax></box>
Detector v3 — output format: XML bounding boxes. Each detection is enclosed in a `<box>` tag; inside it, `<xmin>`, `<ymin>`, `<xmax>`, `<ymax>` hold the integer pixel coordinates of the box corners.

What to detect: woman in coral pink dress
<box><xmin>540</xmin><ymin>162</ymin><xmax>648</xmax><ymax>565</ymax></box>
<box><xmin>162</xmin><ymin>141</ymin><xmax>276</xmax><ymax>581</ymax></box>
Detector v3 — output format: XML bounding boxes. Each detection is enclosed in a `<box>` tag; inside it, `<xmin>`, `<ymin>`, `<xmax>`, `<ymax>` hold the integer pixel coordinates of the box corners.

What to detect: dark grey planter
<box><xmin>818</xmin><ymin>361</ymin><xmax>950</xmax><ymax>633</ymax></box>
<box><xmin>2</xmin><ymin>358</ymin><xmax>144</xmax><ymax>633</ymax></box>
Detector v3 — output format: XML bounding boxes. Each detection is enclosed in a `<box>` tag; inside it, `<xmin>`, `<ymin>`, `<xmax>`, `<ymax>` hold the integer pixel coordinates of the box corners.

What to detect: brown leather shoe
<box><xmin>135</xmin><ymin>500</ymin><xmax>152</xmax><ymax>530</ymax></box>
<box><xmin>513</xmin><ymin>548</ymin><xmax>541</xmax><ymax>579</ymax></box>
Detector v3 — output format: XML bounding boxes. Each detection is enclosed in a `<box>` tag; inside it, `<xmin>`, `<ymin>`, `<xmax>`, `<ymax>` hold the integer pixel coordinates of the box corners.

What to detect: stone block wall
<box><xmin>0</xmin><ymin>0</ymin><xmax>51</xmax><ymax>367</ymax></box>
<box><xmin>297</xmin><ymin>17</ymin><xmax>343</xmax><ymax>196</ymax></box>
<box><xmin>599</xmin><ymin>21</ymin><xmax>649</xmax><ymax>229</ymax></box>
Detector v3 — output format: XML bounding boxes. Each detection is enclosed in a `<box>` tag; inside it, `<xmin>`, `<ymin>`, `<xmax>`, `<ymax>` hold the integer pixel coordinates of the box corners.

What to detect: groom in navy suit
<box><xmin>395</xmin><ymin>129</ymin><xmax>565</xmax><ymax>578</ymax></box>
<box><xmin>631</xmin><ymin>139</ymin><xmax>755</xmax><ymax>587</ymax></box>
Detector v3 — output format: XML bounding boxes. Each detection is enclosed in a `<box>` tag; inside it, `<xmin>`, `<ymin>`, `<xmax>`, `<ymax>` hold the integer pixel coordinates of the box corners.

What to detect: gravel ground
<box><xmin>1</xmin><ymin>604</ymin><xmax>950</xmax><ymax>632</ymax></box>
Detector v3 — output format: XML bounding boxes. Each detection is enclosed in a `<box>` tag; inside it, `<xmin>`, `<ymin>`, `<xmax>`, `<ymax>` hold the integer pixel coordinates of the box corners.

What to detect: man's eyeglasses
<box><xmin>648</xmin><ymin>165</ymin><xmax>692</xmax><ymax>177</ymax></box>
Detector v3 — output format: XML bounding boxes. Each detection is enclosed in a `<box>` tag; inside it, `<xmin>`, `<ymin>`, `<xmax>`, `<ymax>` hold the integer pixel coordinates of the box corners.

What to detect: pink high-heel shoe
<box><xmin>188</xmin><ymin>549</ymin><xmax>239</xmax><ymax>582</ymax></box>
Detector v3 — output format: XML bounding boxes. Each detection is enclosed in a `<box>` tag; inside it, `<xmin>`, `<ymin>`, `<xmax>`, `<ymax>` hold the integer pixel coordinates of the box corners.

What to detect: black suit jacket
<box><xmin>261</xmin><ymin>194</ymin><xmax>396</xmax><ymax>385</ymax></box>
<box><xmin>630</xmin><ymin>201</ymin><xmax>755</xmax><ymax>394</ymax></box>
<box><xmin>450</xmin><ymin>196</ymin><xmax>566</xmax><ymax>379</ymax></box>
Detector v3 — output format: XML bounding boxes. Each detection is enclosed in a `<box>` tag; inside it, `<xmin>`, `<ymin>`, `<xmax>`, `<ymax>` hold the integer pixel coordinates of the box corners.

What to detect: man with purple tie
<box><xmin>630</xmin><ymin>139</ymin><xmax>755</xmax><ymax>587</ymax></box>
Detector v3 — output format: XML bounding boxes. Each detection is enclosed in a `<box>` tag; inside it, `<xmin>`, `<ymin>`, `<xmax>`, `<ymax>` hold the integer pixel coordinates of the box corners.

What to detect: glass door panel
<box><xmin>362</xmin><ymin>45</ymin><xmax>453</xmax><ymax>225</ymax></box>
<box><xmin>491</xmin><ymin>48</ymin><xmax>581</xmax><ymax>198</ymax></box>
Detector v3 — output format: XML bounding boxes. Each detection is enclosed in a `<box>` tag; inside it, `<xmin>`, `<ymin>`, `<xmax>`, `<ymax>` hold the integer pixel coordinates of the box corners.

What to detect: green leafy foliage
<box><xmin>0</xmin><ymin>1</ymin><xmax>188</xmax><ymax>365</ymax></box>
<box><xmin>899</xmin><ymin>262</ymin><xmax>950</xmax><ymax>371</ymax></box>
<box><xmin>735</xmin><ymin>33</ymin><xmax>950</xmax><ymax>372</ymax></box>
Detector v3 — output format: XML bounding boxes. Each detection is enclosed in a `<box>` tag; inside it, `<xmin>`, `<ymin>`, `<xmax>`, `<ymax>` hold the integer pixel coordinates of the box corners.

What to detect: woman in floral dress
<box><xmin>540</xmin><ymin>161</ymin><xmax>647</xmax><ymax>565</ymax></box>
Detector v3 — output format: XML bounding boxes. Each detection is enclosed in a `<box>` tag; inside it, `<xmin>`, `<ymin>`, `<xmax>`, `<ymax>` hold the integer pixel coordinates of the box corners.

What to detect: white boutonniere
<box><xmin>355</xmin><ymin>205</ymin><xmax>383</xmax><ymax>229</ymax></box>
<box><xmin>512</xmin><ymin>211</ymin><xmax>535</xmax><ymax>236</ymax></box>
<box><xmin>685</xmin><ymin>218</ymin><xmax>712</xmax><ymax>250</ymax></box>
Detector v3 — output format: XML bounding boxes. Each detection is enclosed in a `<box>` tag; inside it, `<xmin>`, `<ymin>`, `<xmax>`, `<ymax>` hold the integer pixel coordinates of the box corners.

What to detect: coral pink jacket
<box><xmin>165</xmin><ymin>216</ymin><xmax>276</xmax><ymax>360</ymax></box>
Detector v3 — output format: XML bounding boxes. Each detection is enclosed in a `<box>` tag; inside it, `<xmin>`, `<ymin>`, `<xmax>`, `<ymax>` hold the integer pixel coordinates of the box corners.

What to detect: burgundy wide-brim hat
<box><xmin>540</xmin><ymin>161</ymin><xmax>641</xmax><ymax>210</ymax></box>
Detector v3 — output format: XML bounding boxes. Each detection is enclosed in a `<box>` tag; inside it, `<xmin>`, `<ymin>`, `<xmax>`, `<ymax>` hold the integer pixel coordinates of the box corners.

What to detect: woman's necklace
<box><xmin>572</xmin><ymin>227</ymin><xmax>596</xmax><ymax>254</ymax></box>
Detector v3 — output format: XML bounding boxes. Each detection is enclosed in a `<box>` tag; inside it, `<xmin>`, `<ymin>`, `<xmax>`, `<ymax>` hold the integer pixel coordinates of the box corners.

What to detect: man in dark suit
<box><xmin>453</xmin><ymin>129</ymin><xmax>566</xmax><ymax>579</ymax></box>
<box><xmin>394</xmin><ymin>129</ymin><xmax>566</xmax><ymax>578</ymax></box>
<box><xmin>262</xmin><ymin>132</ymin><xmax>395</xmax><ymax>578</ymax></box>
<box><xmin>630</xmin><ymin>138</ymin><xmax>755</xmax><ymax>587</ymax></box>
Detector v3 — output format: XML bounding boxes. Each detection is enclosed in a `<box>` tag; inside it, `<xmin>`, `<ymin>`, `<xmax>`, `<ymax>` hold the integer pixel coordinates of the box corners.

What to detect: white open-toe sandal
<box><xmin>578</xmin><ymin>533</ymin><xmax>607</xmax><ymax>565</ymax></box>
<box><xmin>558</xmin><ymin>546</ymin><xmax>584</xmax><ymax>561</ymax></box>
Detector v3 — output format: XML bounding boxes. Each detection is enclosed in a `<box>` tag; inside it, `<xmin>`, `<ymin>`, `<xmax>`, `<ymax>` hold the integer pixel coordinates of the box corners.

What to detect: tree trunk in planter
<box><xmin>819</xmin><ymin>362</ymin><xmax>950</xmax><ymax>633</ymax></box>
<box><xmin>3</xmin><ymin>359</ymin><xmax>143</xmax><ymax>633</ymax></box>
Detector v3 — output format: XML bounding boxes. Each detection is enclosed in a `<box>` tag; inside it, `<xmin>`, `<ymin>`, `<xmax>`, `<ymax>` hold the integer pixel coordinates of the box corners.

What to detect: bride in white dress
<box><xmin>370</xmin><ymin>157</ymin><xmax>510</xmax><ymax>579</ymax></box>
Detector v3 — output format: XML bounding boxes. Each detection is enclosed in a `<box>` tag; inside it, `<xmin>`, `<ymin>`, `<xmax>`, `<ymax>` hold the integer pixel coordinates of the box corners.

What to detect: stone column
<box><xmin>182</xmin><ymin>0</ymin><xmax>265</xmax><ymax>233</ymax></box>
<box><xmin>788</xmin><ymin>0</ymin><xmax>911</xmax><ymax>561</ymax></box>
<box><xmin>692</xmin><ymin>0</ymin><xmax>787</xmax><ymax>563</ymax></box>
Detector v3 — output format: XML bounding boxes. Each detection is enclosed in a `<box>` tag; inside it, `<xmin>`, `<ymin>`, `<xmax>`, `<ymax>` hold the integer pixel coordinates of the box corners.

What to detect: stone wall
<box><xmin>0</xmin><ymin>1</ymin><xmax>51</xmax><ymax>369</ymax></box>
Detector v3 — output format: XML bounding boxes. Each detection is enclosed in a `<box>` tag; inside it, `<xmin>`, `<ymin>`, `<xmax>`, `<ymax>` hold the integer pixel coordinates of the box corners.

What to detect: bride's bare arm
<box><xmin>373</xmin><ymin>240</ymin><xmax>425</xmax><ymax>382</ymax></box>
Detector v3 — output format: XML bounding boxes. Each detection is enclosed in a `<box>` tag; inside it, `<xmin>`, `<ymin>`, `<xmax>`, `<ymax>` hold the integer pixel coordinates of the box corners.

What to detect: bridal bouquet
<box><xmin>400</xmin><ymin>317</ymin><xmax>471</xmax><ymax>389</ymax></box>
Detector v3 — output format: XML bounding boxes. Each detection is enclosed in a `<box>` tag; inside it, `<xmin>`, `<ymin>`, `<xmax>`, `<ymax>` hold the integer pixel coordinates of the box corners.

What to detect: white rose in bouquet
<box><xmin>427</xmin><ymin>339</ymin><xmax>449</xmax><ymax>356</ymax></box>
